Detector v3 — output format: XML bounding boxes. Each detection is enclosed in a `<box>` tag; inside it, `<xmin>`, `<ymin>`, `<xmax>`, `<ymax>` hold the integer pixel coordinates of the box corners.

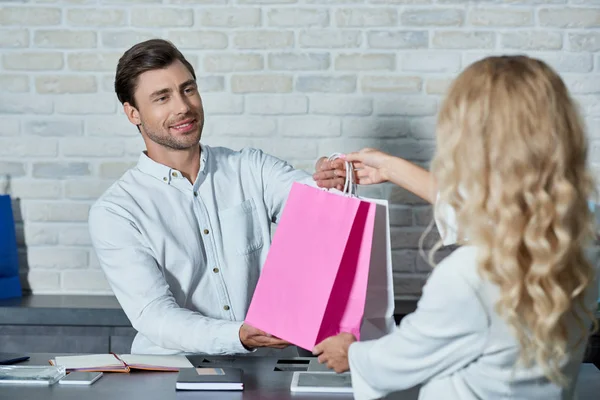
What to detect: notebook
<box><xmin>49</xmin><ymin>354</ymin><xmax>193</xmax><ymax>373</ymax></box>
<box><xmin>176</xmin><ymin>367</ymin><xmax>244</xmax><ymax>391</ymax></box>
<box><xmin>290</xmin><ymin>371</ymin><xmax>353</xmax><ymax>393</ymax></box>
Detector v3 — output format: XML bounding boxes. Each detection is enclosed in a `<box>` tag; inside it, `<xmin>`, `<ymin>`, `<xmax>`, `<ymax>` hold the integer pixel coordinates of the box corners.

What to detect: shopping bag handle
<box><xmin>327</xmin><ymin>153</ymin><xmax>356</xmax><ymax>197</ymax></box>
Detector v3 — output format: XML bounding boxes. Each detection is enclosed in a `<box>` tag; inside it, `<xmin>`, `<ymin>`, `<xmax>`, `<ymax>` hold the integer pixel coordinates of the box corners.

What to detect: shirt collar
<box><xmin>136</xmin><ymin>145</ymin><xmax>208</xmax><ymax>185</ymax></box>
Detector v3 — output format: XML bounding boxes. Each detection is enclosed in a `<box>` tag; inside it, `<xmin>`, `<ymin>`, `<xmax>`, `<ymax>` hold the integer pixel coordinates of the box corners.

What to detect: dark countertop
<box><xmin>0</xmin><ymin>295</ymin><xmax>419</xmax><ymax>327</ymax></box>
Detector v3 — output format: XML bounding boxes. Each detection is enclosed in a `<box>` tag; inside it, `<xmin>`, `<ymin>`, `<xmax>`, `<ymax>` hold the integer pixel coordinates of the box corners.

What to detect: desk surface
<box><xmin>1</xmin><ymin>354</ymin><xmax>600</xmax><ymax>400</ymax></box>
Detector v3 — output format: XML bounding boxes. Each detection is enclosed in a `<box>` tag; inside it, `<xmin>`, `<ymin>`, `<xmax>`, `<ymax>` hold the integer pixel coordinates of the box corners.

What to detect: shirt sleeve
<box><xmin>348</xmin><ymin>258</ymin><xmax>488</xmax><ymax>400</ymax></box>
<box><xmin>246</xmin><ymin>148</ymin><xmax>313</xmax><ymax>224</ymax></box>
<box><xmin>89</xmin><ymin>205</ymin><xmax>251</xmax><ymax>355</ymax></box>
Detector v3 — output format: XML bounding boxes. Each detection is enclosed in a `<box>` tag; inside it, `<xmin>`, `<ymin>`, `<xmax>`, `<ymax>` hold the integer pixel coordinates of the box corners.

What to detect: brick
<box><xmin>3</xmin><ymin>52</ymin><xmax>63</xmax><ymax>70</ymax></box>
<box><xmin>335</xmin><ymin>54</ymin><xmax>395</xmax><ymax>71</ymax></box>
<box><xmin>569</xmin><ymin>33</ymin><xmax>600</xmax><ymax>52</ymax></box>
<box><xmin>532</xmin><ymin>53</ymin><xmax>593</xmax><ymax>73</ymax></box>
<box><xmin>468</xmin><ymin>8</ymin><xmax>532</xmax><ymax>26</ymax></box>
<box><xmin>25</xmin><ymin>120</ymin><xmax>83</xmax><ymax>137</ymax></box>
<box><xmin>280</xmin><ymin>117</ymin><xmax>341</xmax><ymax>137</ymax></box>
<box><xmin>391</xmin><ymin>250</ymin><xmax>416</xmax><ymax>273</ymax></box>
<box><xmin>310</xmin><ymin>95</ymin><xmax>372</xmax><ymax>116</ymax></box>
<box><xmin>586</xmin><ymin>118</ymin><xmax>600</xmax><ymax>139</ymax></box>
<box><xmin>389</xmin><ymin>186</ymin><xmax>428</xmax><ymax>206</ymax></box>
<box><xmin>28</xmin><ymin>248</ymin><xmax>88</xmax><ymax>269</ymax></box>
<box><xmin>401</xmin><ymin>52</ymin><xmax>460</xmax><ymax>72</ymax></box>
<box><xmin>62</xmin><ymin>138</ymin><xmax>125</xmax><ymax>157</ymax></box>
<box><xmin>34</xmin><ymin>30</ymin><xmax>97</xmax><ymax>49</ymax></box>
<box><xmin>265</xmin><ymin>139</ymin><xmax>317</xmax><ymax>161</ymax></box>
<box><xmin>342</xmin><ymin>117</ymin><xmax>410</xmax><ymax>138</ymax></box>
<box><xmin>234</xmin><ymin>31</ymin><xmax>293</xmax><ymax>49</ymax></box>
<box><xmin>299</xmin><ymin>30</ymin><xmax>361</xmax><ymax>48</ymax></box>
<box><xmin>401</xmin><ymin>9</ymin><xmax>463</xmax><ymax>26</ymax></box>
<box><xmin>32</xmin><ymin>162</ymin><xmax>90</xmax><ymax>178</ymax></box>
<box><xmin>0</xmin><ymin>29</ymin><xmax>28</xmax><ymax>48</ymax></box>
<box><xmin>269</xmin><ymin>53</ymin><xmax>329</xmax><ymax>70</ymax></box>
<box><xmin>198</xmin><ymin>8</ymin><xmax>261</xmax><ymax>27</ymax></box>
<box><xmin>361</xmin><ymin>76</ymin><xmax>421</xmax><ymax>94</ymax></box>
<box><xmin>99</xmin><ymin>162</ymin><xmax>136</xmax><ymax>179</ymax></box>
<box><xmin>246</xmin><ymin>95</ymin><xmax>307</xmax><ymax>115</ymax></box>
<box><xmin>27</xmin><ymin>202</ymin><xmax>90</xmax><ymax>222</ymax></box>
<box><xmin>168</xmin><ymin>31</ymin><xmax>227</xmax><ymax>49</ymax></box>
<box><xmin>101</xmin><ymin>30</ymin><xmax>156</xmax><ymax>48</ymax></box>
<box><xmin>65</xmin><ymin>179</ymin><xmax>114</xmax><ymax>200</ymax></box>
<box><xmin>35</xmin><ymin>76</ymin><xmax>97</xmax><ymax>94</ymax></box>
<box><xmin>132</xmin><ymin>8</ymin><xmax>193</xmax><ymax>27</ymax></box>
<box><xmin>374</xmin><ymin>97</ymin><xmax>437</xmax><ymax>116</ymax></box>
<box><xmin>564</xmin><ymin>76</ymin><xmax>600</xmax><ymax>94</ymax></box>
<box><xmin>125</xmin><ymin>136</ymin><xmax>146</xmax><ymax>156</ymax></box>
<box><xmin>168</xmin><ymin>0</ymin><xmax>231</xmax><ymax>2</ymax></box>
<box><xmin>409</xmin><ymin>117</ymin><xmax>436</xmax><ymax>140</ymax></box>
<box><xmin>576</xmin><ymin>95</ymin><xmax>600</xmax><ymax>117</ymax></box>
<box><xmin>208</xmin><ymin>116</ymin><xmax>277</xmax><ymax>136</ymax></box>
<box><xmin>393</xmin><ymin>274</ymin><xmax>426</xmax><ymax>296</ymax></box>
<box><xmin>62</xmin><ymin>271</ymin><xmax>112</xmax><ymax>292</ymax></box>
<box><xmin>0</xmin><ymin>7</ymin><xmax>61</xmax><ymax>25</ymax></box>
<box><xmin>268</xmin><ymin>9</ymin><xmax>329</xmax><ymax>27</ymax></box>
<box><xmin>231</xmin><ymin>75</ymin><xmax>292</xmax><ymax>93</ymax></box>
<box><xmin>67</xmin><ymin>52</ymin><xmax>120</xmax><ymax>71</ymax></box>
<box><xmin>85</xmin><ymin>116</ymin><xmax>137</xmax><ymax>136</ymax></box>
<box><xmin>55</xmin><ymin>95</ymin><xmax>117</xmax><ymax>114</ymax></box>
<box><xmin>67</xmin><ymin>8</ymin><xmax>126</xmax><ymax>26</ymax></box>
<box><xmin>502</xmin><ymin>31</ymin><xmax>562</xmax><ymax>50</ymax></box>
<box><xmin>0</xmin><ymin>119</ymin><xmax>19</xmax><ymax>136</ymax></box>
<box><xmin>336</xmin><ymin>8</ymin><xmax>397</xmax><ymax>27</ymax></box>
<box><xmin>201</xmin><ymin>94</ymin><xmax>244</xmax><ymax>114</ymax></box>
<box><xmin>104</xmin><ymin>0</ymin><xmax>161</xmax><ymax>3</ymax></box>
<box><xmin>391</xmin><ymin>227</ymin><xmax>439</xmax><ymax>249</ymax></box>
<box><xmin>539</xmin><ymin>8</ymin><xmax>600</xmax><ymax>28</ymax></box>
<box><xmin>0</xmin><ymin>162</ymin><xmax>26</xmax><ymax>177</ymax></box>
<box><xmin>368</xmin><ymin>31</ymin><xmax>428</xmax><ymax>49</ymax></box>
<box><xmin>433</xmin><ymin>31</ymin><xmax>495</xmax><ymax>49</ymax></box>
<box><xmin>371</xmin><ymin>0</ymin><xmax>431</xmax><ymax>3</ymax></box>
<box><xmin>0</xmin><ymin>95</ymin><xmax>53</xmax><ymax>114</ymax></box>
<box><xmin>59</xmin><ymin>226</ymin><xmax>92</xmax><ymax>246</ymax></box>
<box><xmin>296</xmin><ymin>76</ymin><xmax>356</xmax><ymax>93</ymax></box>
<box><xmin>25</xmin><ymin>225</ymin><xmax>59</xmax><ymax>246</ymax></box>
<box><xmin>10</xmin><ymin>180</ymin><xmax>62</xmax><ymax>199</ymax></box>
<box><xmin>24</xmin><ymin>271</ymin><xmax>61</xmax><ymax>292</ymax></box>
<box><xmin>204</xmin><ymin>54</ymin><xmax>263</xmax><ymax>72</ymax></box>
<box><xmin>0</xmin><ymin>74</ymin><xmax>28</xmax><ymax>93</ymax></box>
<box><xmin>413</xmin><ymin>205</ymin><xmax>433</xmax><ymax>226</ymax></box>
<box><xmin>198</xmin><ymin>76</ymin><xmax>224</xmax><ymax>92</ymax></box>
<box><xmin>390</xmin><ymin>206</ymin><xmax>413</xmax><ymax>226</ymax></box>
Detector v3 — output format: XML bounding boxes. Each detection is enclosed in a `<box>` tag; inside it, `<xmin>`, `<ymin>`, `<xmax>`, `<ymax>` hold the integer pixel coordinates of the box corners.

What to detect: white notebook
<box><xmin>50</xmin><ymin>354</ymin><xmax>193</xmax><ymax>373</ymax></box>
<box><xmin>290</xmin><ymin>371</ymin><xmax>353</xmax><ymax>393</ymax></box>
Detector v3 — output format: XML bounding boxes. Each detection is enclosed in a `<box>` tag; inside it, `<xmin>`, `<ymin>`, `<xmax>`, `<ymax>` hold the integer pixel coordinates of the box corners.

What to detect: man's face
<box><xmin>126</xmin><ymin>60</ymin><xmax>204</xmax><ymax>151</ymax></box>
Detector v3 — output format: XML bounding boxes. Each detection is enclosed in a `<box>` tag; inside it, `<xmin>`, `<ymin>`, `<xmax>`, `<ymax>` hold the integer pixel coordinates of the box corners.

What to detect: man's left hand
<box><xmin>313</xmin><ymin>157</ymin><xmax>348</xmax><ymax>191</ymax></box>
<box><xmin>312</xmin><ymin>332</ymin><xmax>356</xmax><ymax>373</ymax></box>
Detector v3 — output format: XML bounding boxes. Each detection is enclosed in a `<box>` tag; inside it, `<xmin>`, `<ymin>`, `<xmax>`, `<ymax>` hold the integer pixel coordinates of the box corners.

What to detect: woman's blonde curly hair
<box><xmin>430</xmin><ymin>55</ymin><xmax>597</xmax><ymax>386</ymax></box>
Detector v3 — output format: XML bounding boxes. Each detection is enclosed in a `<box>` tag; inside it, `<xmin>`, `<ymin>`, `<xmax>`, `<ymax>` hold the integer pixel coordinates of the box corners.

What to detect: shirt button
<box><xmin>223</xmin><ymin>305</ymin><xmax>230</xmax><ymax>311</ymax></box>
<box><xmin>172</xmin><ymin>172</ymin><xmax>178</xmax><ymax>177</ymax></box>
<box><xmin>213</xmin><ymin>267</ymin><xmax>219</xmax><ymax>273</ymax></box>
<box><xmin>163</xmin><ymin>177</ymin><xmax>167</xmax><ymax>181</ymax></box>
<box><xmin>203</xmin><ymin>229</ymin><xmax>209</xmax><ymax>235</ymax></box>
<box><xmin>193</xmin><ymin>192</ymin><xmax>198</xmax><ymax>197</ymax></box>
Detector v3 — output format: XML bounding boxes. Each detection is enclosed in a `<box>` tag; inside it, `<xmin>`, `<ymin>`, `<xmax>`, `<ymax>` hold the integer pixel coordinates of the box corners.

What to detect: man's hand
<box><xmin>239</xmin><ymin>323</ymin><xmax>290</xmax><ymax>350</ymax></box>
<box><xmin>312</xmin><ymin>332</ymin><xmax>357</xmax><ymax>373</ymax></box>
<box><xmin>313</xmin><ymin>157</ymin><xmax>348</xmax><ymax>191</ymax></box>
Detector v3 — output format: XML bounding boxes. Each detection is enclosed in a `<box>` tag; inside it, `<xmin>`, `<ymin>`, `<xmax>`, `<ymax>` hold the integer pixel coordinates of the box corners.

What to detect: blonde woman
<box><xmin>312</xmin><ymin>56</ymin><xmax>599</xmax><ymax>399</ymax></box>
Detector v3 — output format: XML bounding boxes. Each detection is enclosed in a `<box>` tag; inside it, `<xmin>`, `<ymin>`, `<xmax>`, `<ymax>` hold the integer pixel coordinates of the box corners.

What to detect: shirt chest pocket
<box><xmin>218</xmin><ymin>198</ymin><xmax>264</xmax><ymax>256</ymax></box>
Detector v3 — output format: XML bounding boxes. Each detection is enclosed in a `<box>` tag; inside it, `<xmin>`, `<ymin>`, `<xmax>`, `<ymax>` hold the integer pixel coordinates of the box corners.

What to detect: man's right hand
<box><xmin>239</xmin><ymin>323</ymin><xmax>290</xmax><ymax>350</ymax></box>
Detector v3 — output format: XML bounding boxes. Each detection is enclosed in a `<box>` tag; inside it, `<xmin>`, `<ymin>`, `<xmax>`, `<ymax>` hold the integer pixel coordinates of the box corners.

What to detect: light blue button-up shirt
<box><xmin>88</xmin><ymin>145</ymin><xmax>311</xmax><ymax>355</ymax></box>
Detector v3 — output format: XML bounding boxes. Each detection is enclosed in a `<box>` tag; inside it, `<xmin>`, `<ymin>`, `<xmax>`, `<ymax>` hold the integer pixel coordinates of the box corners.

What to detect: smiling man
<box><xmin>88</xmin><ymin>39</ymin><xmax>344</xmax><ymax>355</ymax></box>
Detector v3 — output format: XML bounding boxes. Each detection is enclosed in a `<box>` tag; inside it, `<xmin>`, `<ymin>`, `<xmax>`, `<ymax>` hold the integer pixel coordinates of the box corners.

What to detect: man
<box><xmin>89</xmin><ymin>39</ymin><xmax>344</xmax><ymax>355</ymax></box>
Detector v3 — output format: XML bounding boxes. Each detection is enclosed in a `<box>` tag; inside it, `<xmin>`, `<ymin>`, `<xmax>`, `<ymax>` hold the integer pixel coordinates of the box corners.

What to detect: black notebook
<box><xmin>176</xmin><ymin>367</ymin><xmax>244</xmax><ymax>391</ymax></box>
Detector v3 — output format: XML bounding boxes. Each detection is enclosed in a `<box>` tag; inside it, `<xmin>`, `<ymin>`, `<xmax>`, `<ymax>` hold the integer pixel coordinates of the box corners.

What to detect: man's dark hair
<box><xmin>114</xmin><ymin>39</ymin><xmax>196</xmax><ymax>108</ymax></box>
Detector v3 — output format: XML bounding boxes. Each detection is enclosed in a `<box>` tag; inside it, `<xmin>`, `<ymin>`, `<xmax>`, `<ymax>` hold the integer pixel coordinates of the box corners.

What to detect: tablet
<box><xmin>290</xmin><ymin>371</ymin><xmax>353</xmax><ymax>393</ymax></box>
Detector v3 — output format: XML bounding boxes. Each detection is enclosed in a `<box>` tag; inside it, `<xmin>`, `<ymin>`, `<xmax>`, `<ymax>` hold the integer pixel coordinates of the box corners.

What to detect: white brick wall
<box><xmin>1</xmin><ymin>0</ymin><xmax>598</xmax><ymax>299</ymax></box>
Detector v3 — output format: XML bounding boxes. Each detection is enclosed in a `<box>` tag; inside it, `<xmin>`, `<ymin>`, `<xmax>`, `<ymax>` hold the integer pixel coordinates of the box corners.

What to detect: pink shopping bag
<box><xmin>245</xmin><ymin>182</ymin><xmax>394</xmax><ymax>351</ymax></box>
